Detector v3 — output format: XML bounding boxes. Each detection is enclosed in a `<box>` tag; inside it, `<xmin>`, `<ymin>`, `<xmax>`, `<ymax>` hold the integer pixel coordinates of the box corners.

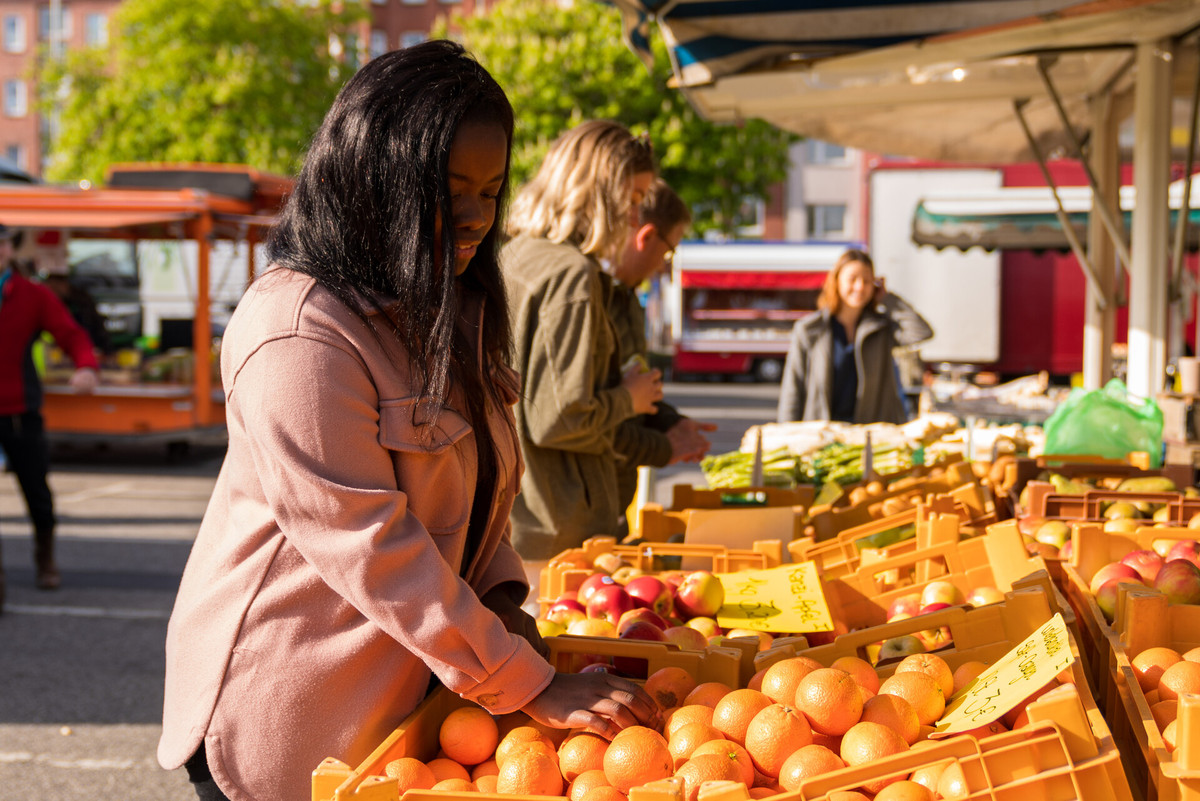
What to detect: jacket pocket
<box><xmin>379</xmin><ymin>397</ymin><xmax>472</xmax><ymax>535</ymax></box>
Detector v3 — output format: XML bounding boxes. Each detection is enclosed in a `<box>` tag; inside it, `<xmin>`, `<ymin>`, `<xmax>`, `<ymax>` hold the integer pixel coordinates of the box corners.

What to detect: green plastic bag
<box><xmin>1043</xmin><ymin>378</ymin><xmax>1163</xmax><ymax>467</ymax></box>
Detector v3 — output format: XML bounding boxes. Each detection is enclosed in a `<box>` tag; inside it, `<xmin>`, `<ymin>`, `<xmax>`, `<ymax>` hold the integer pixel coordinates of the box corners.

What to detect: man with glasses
<box><xmin>608</xmin><ymin>180</ymin><xmax>716</xmax><ymax>532</ymax></box>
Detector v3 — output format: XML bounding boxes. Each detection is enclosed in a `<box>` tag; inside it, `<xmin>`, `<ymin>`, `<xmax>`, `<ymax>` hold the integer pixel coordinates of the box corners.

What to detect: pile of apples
<box><xmin>866</xmin><ymin>580</ymin><xmax>1004</xmax><ymax>664</ymax></box>
<box><xmin>1086</xmin><ymin>537</ymin><xmax>1200</xmax><ymax>622</ymax></box>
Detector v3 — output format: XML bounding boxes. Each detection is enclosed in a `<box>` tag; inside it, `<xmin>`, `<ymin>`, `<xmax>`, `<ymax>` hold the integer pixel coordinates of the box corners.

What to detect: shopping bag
<box><xmin>1043</xmin><ymin>378</ymin><xmax>1163</xmax><ymax>467</ymax></box>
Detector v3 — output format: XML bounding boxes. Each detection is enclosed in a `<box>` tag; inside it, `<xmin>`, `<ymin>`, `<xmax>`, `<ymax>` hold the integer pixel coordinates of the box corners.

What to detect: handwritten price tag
<box><xmin>714</xmin><ymin>562</ymin><xmax>834</xmax><ymax>633</ymax></box>
<box><xmin>931</xmin><ymin>613</ymin><xmax>1075</xmax><ymax>737</ymax></box>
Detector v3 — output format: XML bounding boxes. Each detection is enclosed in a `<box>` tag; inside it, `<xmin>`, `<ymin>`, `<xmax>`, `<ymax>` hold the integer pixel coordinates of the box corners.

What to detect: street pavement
<box><xmin>0</xmin><ymin>380</ymin><xmax>779</xmax><ymax>800</ymax></box>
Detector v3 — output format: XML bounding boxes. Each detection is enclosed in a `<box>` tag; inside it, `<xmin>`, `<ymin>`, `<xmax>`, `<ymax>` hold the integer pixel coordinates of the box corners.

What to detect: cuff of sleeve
<box><xmin>459</xmin><ymin>643</ymin><xmax>556</xmax><ymax>715</ymax></box>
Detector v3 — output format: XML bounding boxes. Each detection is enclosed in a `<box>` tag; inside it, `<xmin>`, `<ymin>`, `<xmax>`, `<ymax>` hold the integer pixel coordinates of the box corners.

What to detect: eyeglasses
<box><xmin>654</xmin><ymin>229</ymin><xmax>679</xmax><ymax>263</ymax></box>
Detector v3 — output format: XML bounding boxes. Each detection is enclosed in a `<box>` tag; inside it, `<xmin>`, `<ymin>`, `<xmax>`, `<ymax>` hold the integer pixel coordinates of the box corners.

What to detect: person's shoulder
<box><xmin>233</xmin><ymin>267</ymin><xmax>362</xmax><ymax>340</ymax></box>
<box><xmin>503</xmin><ymin>236</ymin><xmax>597</xmax><ymax>296</ymax></box>
<box><xmin>794</xmin><ymin>310</ymin><xmax>829</xmax><ymax>339</ymax></box>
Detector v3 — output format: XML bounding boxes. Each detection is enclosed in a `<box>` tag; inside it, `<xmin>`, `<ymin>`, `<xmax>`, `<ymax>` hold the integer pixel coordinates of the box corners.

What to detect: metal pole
<box><xmin>1084</xmin><ymin>91</ymin><xmax>1119</xmax><ymax>390</ymax></box>
<box><xmin>1171</xmin><ymin>43</ymin><xmax>1199</xmax><ymax>289</ymax></box>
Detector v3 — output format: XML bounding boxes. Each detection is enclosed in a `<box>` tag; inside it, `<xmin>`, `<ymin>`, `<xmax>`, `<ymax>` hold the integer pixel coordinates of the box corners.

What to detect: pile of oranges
<box><xmin>382</xmin><ymin>651</ymin><xmax>1076</xmax><ymax>801</ymax></box>
<box><xmin>1128</xmin><ymin>644</ymin><xmax>1200</xmax><ymax>753</ymax></box>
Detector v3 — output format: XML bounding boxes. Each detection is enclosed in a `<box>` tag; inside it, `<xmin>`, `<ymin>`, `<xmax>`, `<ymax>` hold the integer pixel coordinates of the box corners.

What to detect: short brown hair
<box><xmin>817</xmin><ymin>248</ymin><xmax>874</xmax><ymax>313</ymax></box>
<box><xmin>640</xmin><ymin>178</ymin><xmax>691</xmax><ymax>235</ymax></box>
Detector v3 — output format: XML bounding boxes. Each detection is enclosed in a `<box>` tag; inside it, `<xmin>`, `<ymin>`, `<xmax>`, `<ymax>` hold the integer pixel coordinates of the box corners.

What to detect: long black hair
<box><xmin>267</xmin><ymin>40</ymin><xmax>516</xmax><ymax>430</ymax></box>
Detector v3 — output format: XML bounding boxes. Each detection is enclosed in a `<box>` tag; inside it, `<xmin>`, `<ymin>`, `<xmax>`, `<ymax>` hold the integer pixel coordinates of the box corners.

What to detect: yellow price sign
<box><xmin>714</xmin><ymin>562</ymin><xmax>834</xmax><ymax>633</ymax></box>
<box><xmin>931</xmin><ymin>613</ymin><xmax>1075</xmax><ymax>738</ymax></box>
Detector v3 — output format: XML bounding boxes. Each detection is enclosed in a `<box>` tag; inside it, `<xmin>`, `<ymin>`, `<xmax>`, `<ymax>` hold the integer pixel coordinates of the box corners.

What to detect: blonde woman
<box><xmin>503</xmin><ymin>120</ymin><xmax>663</xmax><ymax>570</ymax></box>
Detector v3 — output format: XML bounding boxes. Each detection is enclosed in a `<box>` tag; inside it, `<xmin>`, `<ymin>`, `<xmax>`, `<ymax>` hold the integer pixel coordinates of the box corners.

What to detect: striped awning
<box><xmin>608</xmin><ymin>0</ymin><xmax>1200</xmax><ymax>162</ymax></box>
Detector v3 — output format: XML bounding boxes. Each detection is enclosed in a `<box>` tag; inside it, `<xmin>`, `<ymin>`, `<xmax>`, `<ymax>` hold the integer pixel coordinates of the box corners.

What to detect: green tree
<box><xmin>37</xmin><ymin>0</ymin><xmax>365</xmax><ymax>184</ymax></box>
<box><xmin>435</xmin><ymin>0</ymin><xmax>795</xmax><ymax>237</ymax></box>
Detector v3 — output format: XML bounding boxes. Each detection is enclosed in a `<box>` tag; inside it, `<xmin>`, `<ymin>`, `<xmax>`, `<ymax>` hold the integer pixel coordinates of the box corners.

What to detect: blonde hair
<box><xmin>507</xmin><ymin>120</ymin><xmax>655</xmax><ymax>262</ymax></box>
<box><xmin>817</xmin><ymin>248</ymin><xmax>874</xmax><ymax>313</ymax></box>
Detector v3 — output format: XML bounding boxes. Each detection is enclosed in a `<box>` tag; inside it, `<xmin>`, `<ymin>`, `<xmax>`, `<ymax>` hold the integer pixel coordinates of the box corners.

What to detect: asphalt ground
<box><xmin>0</xmin><ymin>380</ymin><xmax>779</xmax><ymax>800</ymax></box>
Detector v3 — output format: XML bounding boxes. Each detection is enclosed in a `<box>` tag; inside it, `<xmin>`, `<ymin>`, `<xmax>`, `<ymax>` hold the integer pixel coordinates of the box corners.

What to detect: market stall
<box><xmin>0</xmin><ymin>163</ymin><xmax>291</xmax><ymax>446</ymax></box>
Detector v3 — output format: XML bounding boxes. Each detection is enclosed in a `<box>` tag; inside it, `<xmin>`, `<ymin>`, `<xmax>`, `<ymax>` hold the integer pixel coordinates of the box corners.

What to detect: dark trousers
<box><xmin>0</xmin><ymin>411</ymin><xmax>56</xmax><ymax>536</ymax></box>
<box><xmin>186</xmin><ymin>744</ymin><xmax>231</xmax><ymax>801</ymax></box>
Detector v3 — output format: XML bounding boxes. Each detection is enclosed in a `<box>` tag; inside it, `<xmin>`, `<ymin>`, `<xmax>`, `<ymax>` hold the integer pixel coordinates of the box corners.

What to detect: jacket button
<box><xmin>477</xmin><ymin>693</ymin><xmax>498</xmax><ymax>707</ymax></box>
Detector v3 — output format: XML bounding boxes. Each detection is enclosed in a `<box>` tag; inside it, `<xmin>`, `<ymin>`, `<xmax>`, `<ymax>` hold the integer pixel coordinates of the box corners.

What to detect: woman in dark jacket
<box><xmin>777</xmin><ymin>248</ymin><xmax>932</xmax><ymax>424</ymax></box>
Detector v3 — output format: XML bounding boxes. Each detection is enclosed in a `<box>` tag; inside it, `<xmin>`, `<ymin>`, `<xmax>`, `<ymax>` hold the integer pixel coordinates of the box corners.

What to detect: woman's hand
<box><xmin>621</xmin><ymin>365</ymin><xmax>663</xmax><ymax>415</ymax></box>
<box><xmin>522</xmin><ymin>672</ymin><xmax>661</xmax><ymax>740</ymax></box>
<box><xmin>480</xmin><ymin>586</ymin><xmax>548</xmax><ymax>658</ymax></box>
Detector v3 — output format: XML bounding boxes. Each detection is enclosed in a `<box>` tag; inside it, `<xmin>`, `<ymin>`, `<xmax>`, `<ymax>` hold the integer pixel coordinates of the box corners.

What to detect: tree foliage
<box><xmin>38</xmin><ymin>0</ymin><xmax>365</xmax><ymax>184</ymax></box>
<box><xmin>436</xmin><ymin>0</ymin><xmax>795</xmax><ymax>237</ymax></box>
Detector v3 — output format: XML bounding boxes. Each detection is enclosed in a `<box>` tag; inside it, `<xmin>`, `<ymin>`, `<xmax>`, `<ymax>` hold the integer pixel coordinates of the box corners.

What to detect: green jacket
<box><xmin>606</xmin><ymin>277</ymin><xmax>682</xmax><ymax>510</ymax></box>
<box><xmin>502</xmin><ymin>235</ymin><xmax>636</xmax><ymax>559</ymax></box>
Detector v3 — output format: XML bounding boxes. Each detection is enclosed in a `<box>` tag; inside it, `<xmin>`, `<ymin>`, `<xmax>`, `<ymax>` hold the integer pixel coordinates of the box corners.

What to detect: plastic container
<box><xmin>1060</xmin><ymin>523</ymin><xmax>1200</xmax><ymax>710</ymax></box>
<box><xmin>633</xmin><ymin>504</ymin><xmax>808</xmax><ymax>545</ymax></box>
<box><xmin>1105</xmin><ymin>585</ymin><xmax>1200</xmax><ymax>801</ymax></box>
<box><xmin>668</xmin><ymin>483</ymin><xmax>816</xmax><ymax>511</ymax></box>
<box><xmin>536</xmin><ymin>536</ymin><xmax>784</xmax><ymax>614</ymax></box>
<box><xmin>755</xmin><ymin>587</ymin><xmax>1133</xmax><ymax>801</ymax></box>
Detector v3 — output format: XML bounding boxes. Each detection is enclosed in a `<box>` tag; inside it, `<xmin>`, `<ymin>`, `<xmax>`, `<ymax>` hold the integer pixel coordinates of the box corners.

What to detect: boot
<box><xmin>34</xmin><ymin>529</ymin><xmax>60</xmax><ymax>591</ymax></box>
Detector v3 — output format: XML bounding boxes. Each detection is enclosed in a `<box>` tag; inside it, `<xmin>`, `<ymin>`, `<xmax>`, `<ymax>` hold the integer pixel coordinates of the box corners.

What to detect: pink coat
<box><xmin>158</xmin><ymin>268</ymin><xmax>554</xmax><ymax>800</ymax></box>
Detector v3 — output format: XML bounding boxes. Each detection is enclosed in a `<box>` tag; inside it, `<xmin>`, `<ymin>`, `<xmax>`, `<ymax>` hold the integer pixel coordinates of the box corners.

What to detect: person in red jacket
<box><xmin>0</xmin><ymin>224</ymin><xmax>99</xmax><ymax>610</ymax></box>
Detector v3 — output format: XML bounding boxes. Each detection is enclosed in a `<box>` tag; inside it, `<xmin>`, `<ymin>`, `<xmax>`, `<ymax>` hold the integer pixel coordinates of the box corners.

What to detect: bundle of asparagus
<box><xmin>798</xmin><ymin>441</ymin><xmax>916</xmax><ymax>485</ymax></box>
<box><xmin>700</xmin><ymin>447</ymin><xmax>799</xmax><ymax>489</ymax></box>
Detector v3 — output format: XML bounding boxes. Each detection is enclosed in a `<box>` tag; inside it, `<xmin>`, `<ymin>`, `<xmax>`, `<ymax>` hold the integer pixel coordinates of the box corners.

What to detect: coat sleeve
<box><xmin>232</xmin><ymin>335</ymin><xmax>554</xmax><ymax>714</ymax></box>
<box><xmin>882</xmin><ymin>293</ymin><xmax>934</xmax><ymax>348</ymax></box>
<box><xmin>612</xmin><ymin>418</ymin><xmax>674</xmax><ymax>470</ymax></box>
<box><xmin>777</xmin><ymin>321</ymin><xmax>809</xmax><ymax>423</ymax></box>
<box><xmin>521</xmin><ymin>272</ymin><xmax>635</xmax><ymax>454</ymax></box>
<box><xmin>38</xmin><ymin>285</ymin><xmax>99</xmax><ymax>370</ymax></box>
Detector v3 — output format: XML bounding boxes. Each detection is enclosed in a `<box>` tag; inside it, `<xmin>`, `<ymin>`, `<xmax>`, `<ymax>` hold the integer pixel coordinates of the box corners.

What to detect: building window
<box><xmin>805</xmin><ymin>140</ymin><xmax>847</xmax><ymax>165</ymax></box>
<box><xmin>39</xmin><ymin>6</ymin><xmax>73</xmax><ymax>41</ymax></box>
<box><xmin>402</xmin><ymin>0</ymin><xmax>425</xmax><ymax>6</ymax></box>
<box><xmin>84</xmin><ymin>13</ymin><xmax>107</xmax><ymax>46</ymax></box>
<box><xmin>400</xmin><ymin>31</ymin><xmax>426</xmax><ymax>48</ymax></box>
<box><xmin>3</xmin><ymin>15</ymin><xmax>26</xmax><ymax>53</ymax></box>
<box><xmin>806</xmin><ymin>204</ymin><xmax>846</xmax><ymax>239</ymax></box>
<box><xmin>371</xmin><ymin>0</ymin><xmax>387</xmax><ymax>4</ymax></box>
<box><xmin>369</xmin><ymin>30</ymin><xmax>387</xmax><ymax>59</ymax></box>
<box><xmin>4</xmin><ymin>80</ymin><xmax>28</xmax><ymax>117</ymax></box>
<box><xmin>342</xmin><ymin>33</ymin><xmax>362</xmax><ymax>68</ymax></box>
<box><xmin>5</xmin><ymin>144</ymin><xmax>26</xmax><ymax>170</ymax></box>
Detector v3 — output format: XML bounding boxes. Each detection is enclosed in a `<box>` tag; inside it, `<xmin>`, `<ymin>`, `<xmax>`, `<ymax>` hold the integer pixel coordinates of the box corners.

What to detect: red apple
<box><xmin>616</xmin><ymin>607</ymin><xmax>670</xmax><ymax>633</ymax></box>
<box><xmin>684</xmin><ymin>616</ymin><xmax>721</xmax><ymax>638</ymax></box>
<box><xmin>1165</xmin><ymin>540</ymin><xmax>1200</xmax><ymax>568</ymax></box>
<box><xmin>1017</xmin><ymin>515</ymin><xmax>1045</xmax><ymax>538</ymax></box>
<box><xmin>663</xmin><ymin>625</ymin><xmax>709</xmax><ymax>651</ymax></box>
<box><xmin>659</xmin><ymin>571</ymin><xmax>687</xmax><ymax>594</ymax></box>
<box><xmin>617</xmin><ymin>618</ymin><xmax>670</xmax><ymax>643</ymax></box>
<box><xmin>915</xmin><ymin>625</ymin><xmax>953</xmax><ymax>651</ymax></box>
<box><xmin>887</xmin><ymin>593</ymin><xmax>922</xmax><ymax>621</ymax></box>
<box><xmin>918</xmin><ymin>602</ymin><xmax>952</xmax><ymax>616</ymax></box>
<box><xmin>586</xmin><ymin>584</ymin><xmax>636</xmax><ymax>625</ymax></box>
<box><xmin>545</xmin><ymin>600</ymin><xmax>586</xmax><ymax>628</ymax></box>
<box><xmin>592</xmin><ymin>552</ymin><xmax>626</xmax><ymax>575</ymax></box>
<box><xmin>611</xmin><ymin>566</ymin><xmax>645</xmax><ymax>585</ymax></box>
<box><xmin>1094</xmin><ymin>579</ymin><xmax>1124</xmax><ymax>623</ymax></box>
<box><xmin>966</xmin><ymin>586</ymin><xmax>1005</xmax><ymax>607</ymax></box>
<box><xmin>1120</xmin><ymin>549</ymin><xmax>1165</xmax><ymax>584</ymax></box>
<box><xmin>1059</xmin><ymin>539</ymin><xmax>1074</xmax><ymax>561</ymax></box>
<box><xmin>625</xmin><ymin>575</ymin><xmax>674</xmax><ymax>617</ymax></box>
<box><xmin>577</xmin><ymin>573</ymin><xmax>617</xmax><ymax>605</ymax></box>
<box><xmin>1089</xmin><ymin>562</ymin><xmax>1143</xmax><ymax>595</ymax></box>
<box><xmin>1153</xmin><ymin>558</ymin><xmax>1200</xmax><ymax>605</ymax></box>
<box><xmin>920</xmin><ymin>581</ymin><xmax>965</xmax><ymax>609</ymax></box>
<box><xmin>673</xmin><ymin>570</ymin><xmax>725</xmax><ymax>620</ymax></box>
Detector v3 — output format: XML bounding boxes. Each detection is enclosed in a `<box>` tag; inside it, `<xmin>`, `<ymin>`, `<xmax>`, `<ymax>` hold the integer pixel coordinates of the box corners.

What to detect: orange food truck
<box><xmin>0</xmin><ymin>163</ymin><xmax>291</xmax><ymax>451</ymax></box>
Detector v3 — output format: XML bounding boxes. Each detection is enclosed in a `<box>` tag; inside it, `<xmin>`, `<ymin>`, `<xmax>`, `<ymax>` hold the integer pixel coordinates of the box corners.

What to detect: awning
<box><xmin>0</xmin><ymin>209</ymin><xmax>197</xmax><ymax>230</ymax></box>
<box><xmin>913</xmin><ymin>176</ymin><xmax>1200</xmax><ymax>251</ymax></box>
<box><xmin>679</xmin><ymin>270</ymin><xmax>827</xmax><ymax>290</ymax></box>
<box><xmin>609</xmin><ymin>0</ymin><xmax>1200</xmax><ymax>163</ymax></box>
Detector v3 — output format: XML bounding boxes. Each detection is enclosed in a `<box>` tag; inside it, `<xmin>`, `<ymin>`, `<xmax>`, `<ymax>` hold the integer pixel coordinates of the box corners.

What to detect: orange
<box><xmin>471</xmin><ymin>758</ymin><xmax>499</xmax><ymax>780</ymax></box>
<box><xmin>832</xmin><ymin>655</ymin><xmax>881</xmax><ymax>695</ymax></box>
<box><xmin>795</xmin><ymin>668</ymin><xmax>864</xmax><ymax>736</ymax></box>
<box><xmin>743</xmin><ymin>703</ymin><xmax>813</xmax><ymax>779</ymax></box>
<box><xmin>878</xmin><ymin>672</ymin><xmax>945</xmax><ymax>726</ymax></box>
<box><xmin>685</xmin><ymin>681</ymin><xmax>735</xmax><ymax>709</ymax></box>
<box><xmin>1150</xmin><ymin>699</ymin><xmax>1179</xmax><ymax>731</ymax></box>
<box><xmin>1001</xmin><ymin>680</ymin><xmax>1054</xmax><ymax>728</ymax></box>
<box><xmin>1164</xmin><ymin>719</ymin><xmax>1180</xmax><ymax>753</ymax></box>
<box><xmin>1131</xmin><ymin>647</ymin><xmax>1183</xmax><ymax>695</ymax></box>
<box><xmin>936</xmin><ymin>760</ymin><xmax>969</xmax><ymax>799</ymax></box>
<box><xmin>711</xmin><ymin>688</ymin><xmax>773</xmax><ymax>745</ymax></box>
<box><xmin>568</xmin><ymin>768</ymin><xmax>614</xmax><ymax>801</ymax></box>
<box><xmin>760</xmin><ymin>656</ymin><xmax>823</xmax><ymax>705</ymax></box>
<box><xmin>495</xmin><ymin>725</ymin><xmax>556</xmax><ymax>767</ymax></box>
<box><xmin>667</xmin><ymin>721</ymin><xmax>726</xmax><ymax>769</ymax></box>
<box><xmin>861</xmin><ymin>692</ymin><xmax>920</xmax><ymax>745</ymax></box>
<box><xmin>874</xmin><ymin>779</ymin><xmax>934</xmax><ymax>801</ymax></box>
<box><xmin>748</xmin><ymin>787</ymin><xmax>779</xmax><ymax>799</ymax></box>
<box><xmin>602</xmin><ymin>726</ymin><xmax>673</xmax><ymax>793</ymax></box>
<box><xmin>430</xmin><ymin>777</ymin><xmax>475</xmax><ymax>792</ymax></box>
<box><xmin>688</xmin><ymin>739</ymin><xmax>755</xmax><ymax>787</ymax></box>
<box><xmin>1157</xmin><ymin>660</ymin><xmax>1200</xmax><ymax>701</ymax></box>
<box><xmin>908</xmin><ymin>758</ymin><xmax>953</xmax><ymax>794</ymax></box>
<box><xmin>951</xmin><ymin>661</ymin><xmax>989</xmax><ymax>696</ymax></box>
<box><xmin>747</xmin><ymin>667</ymin><xmax>766</xmax><ymax>692</ymax></box>
<box><xmin>645</xmin><ymin>666</ymin><xmax>698</xmax><ymax>711</ymax></box>
<box><xmin>475</xmin><ymin>774</ymin><xmax>498</xmax><ymax>793</ymax></box>
<box><xmin>580</xmin><ymin>786</ymin><xmax>628</xmax><ymax>801</ymax></box>
<box><xmin>496</xmin><ymin>750</ymin><xmax>564</xmax><ymax>796</ymax></box>
<box><xmin>840</xmin><ymin>721</ymin><xmax>909</xmax><ymax>794</ymax></box>
<box><xmin>666</xmin><ymin>704</ymin><xmax>716</xmax><ymax>736</ymax></box>
<box><xmin>777</xmin><ymin>744</ymin><xmax>845</xmax><ymax>792</ymax></box>
<box><xmin>426</xmin><ymin>757</ymin><xmax>471</xmax><ymax>783</ymax></box>
<box><xmin>827</xmin><ymin>793</ymin><xmax>871</xmax><ymax>801</ymax></box>
<box><xmin>383</xmin><ymin>757</ymin><xmax>436</xmax><ymax>794</ymax></box>
<box><xmin>438</xmin><ymin>704</ymin><xmax>500</xmax><ymax>766</ymax></box>
<box><xmin>675</xmin><ymin>753</ymin><xmax>745</xmax><ymax>801</ymax></box>
<box><xmin>1183</xmin><ymin>646</ymin><xmax>1200</xmax><ymax>662</ymax></box>
<box><xmin>559</xmin><ymin>732</ymin><xmax>610</xmax><ymax>781</ymax></box>
<box><xmin>895</xmin><ymin>653</ymin><xmax>955</xmax><ymax>701</ymax></box>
